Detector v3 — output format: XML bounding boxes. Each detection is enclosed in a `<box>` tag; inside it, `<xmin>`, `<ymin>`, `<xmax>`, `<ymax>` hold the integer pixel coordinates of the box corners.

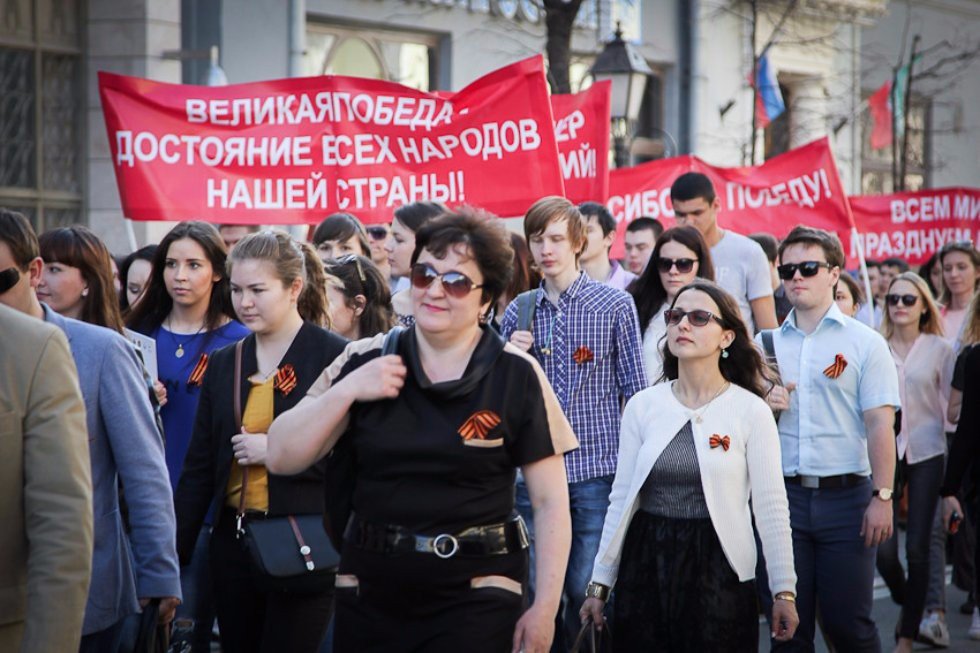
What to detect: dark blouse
<box><xmin>639</xmin><ymin>421</ymin><xmax>709</xmax><ymax>519</ymax></box>
<box><xmin>307</xmin><ymin>326</ymin><xmax>578</xmax><ymax>534</ymax></box>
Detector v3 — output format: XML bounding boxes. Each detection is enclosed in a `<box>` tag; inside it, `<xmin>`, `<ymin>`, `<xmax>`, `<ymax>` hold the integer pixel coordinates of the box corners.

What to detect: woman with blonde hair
<box><xmin>876</xmin><ymin>272</ymin><xmax>955</xmax><ymax>653</ymax></box>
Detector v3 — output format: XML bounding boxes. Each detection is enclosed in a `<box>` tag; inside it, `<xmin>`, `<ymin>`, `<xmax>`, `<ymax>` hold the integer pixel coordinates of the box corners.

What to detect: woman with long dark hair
<box><xmin>629</xmin><ymin>226</ymin><xmax>715</xmax><ymax>384</ymax></box>
<box><xmin>126</xmin><ymin>220</ymin><xmax>248</xmax><ymax>653</ymax></box>
<box><xmin>175</xmin><ymin>230</ymin><xmax>346</xmax><ymax>652</ymax></box>
<box><xmin>323</xmin><ymin>254</ymin><xmax>395</xmax><ymax>339</ymax></box>
<box><xmin>581</xmin><ymin>280</ymin><xmax>797</xmax><ymax>651</ymax></box>
<box><xmin>119</xmin><ymin>244</ymin><xmax>157</xmax><ymax>312</ymax></box>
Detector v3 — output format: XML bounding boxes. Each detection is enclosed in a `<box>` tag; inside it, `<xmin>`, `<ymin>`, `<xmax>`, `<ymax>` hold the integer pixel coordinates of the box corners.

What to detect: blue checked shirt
<box><xmin>501</xmin><ymin>272</ymin><xmax>647</xmax><ymax>483</ymax></box>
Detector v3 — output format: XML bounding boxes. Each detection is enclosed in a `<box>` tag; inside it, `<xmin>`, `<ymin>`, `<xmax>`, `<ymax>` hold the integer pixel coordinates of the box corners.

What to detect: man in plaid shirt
<box><xmin>502</xmin><ymin>196</ymin><xmax>647</xmax><ymax>648</ymax></box>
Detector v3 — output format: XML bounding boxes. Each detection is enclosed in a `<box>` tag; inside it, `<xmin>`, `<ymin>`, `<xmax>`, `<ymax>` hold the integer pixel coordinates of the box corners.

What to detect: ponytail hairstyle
<box><xmin>38</xmin><ymin>226</ymin><xmax>125</xmax><ymax>334</ymax></box>
<box><xmin>323</xmin><ymin>254</ymin><xmax>396</xmax><ymax>338</ymax></box>
<box><xmin>228</xmin><ymin>230</ymin><xmax>331</xmax><ymax>328</ymax></box>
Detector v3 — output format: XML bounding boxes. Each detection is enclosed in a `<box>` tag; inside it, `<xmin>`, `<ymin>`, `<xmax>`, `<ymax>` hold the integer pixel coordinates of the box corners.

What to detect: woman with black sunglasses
<box><xmin>875</xmin><ymin>272</ymin><xmax>955</xmax><ymax>652</ymax></box>
<box><xmin>267</xmin><ymin>212</ymin><xmax>577</xmax><ymax>653</ymax></box>
<box><xmin>581</xmin><ymin>280</ymin><xmax>798</xmax><ymax>651</ymax></box>
<box><xmin>629</xmin><ymin>226</ymin><xmax>715</xmax><ymax>384</ymax></box>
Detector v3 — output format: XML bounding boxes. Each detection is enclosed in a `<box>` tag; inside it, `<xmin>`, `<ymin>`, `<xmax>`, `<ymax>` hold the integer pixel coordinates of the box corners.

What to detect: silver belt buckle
<box><xmin>801</xmin><ymin>475</ymin><xmax>819</xmax><ymax>489</ymax></box>
<box><xmin>432</xmin><ymin>533</ymin><xmax>459</xmax><ymax>559</ymax></box>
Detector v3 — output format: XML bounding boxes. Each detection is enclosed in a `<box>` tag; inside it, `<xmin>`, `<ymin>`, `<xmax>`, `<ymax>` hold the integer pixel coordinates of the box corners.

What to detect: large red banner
<box><xmin>848</xmin><ymin>188</ymin><xmax>980</xmax><ymax>265</ymax></box>
<box><xmin>606</xmin><ymin>138</ymin><xmax>854</xmax><ymax>259</ymax></box>
<box><xmin>550</xmin><ymin>83</ymin><xmax>610</xmax><ymax>204</ymax></box>
<box><xmin>99</xmin><ymin>57</ymin><xmax>564</xmax><ymax>224</ymax></box>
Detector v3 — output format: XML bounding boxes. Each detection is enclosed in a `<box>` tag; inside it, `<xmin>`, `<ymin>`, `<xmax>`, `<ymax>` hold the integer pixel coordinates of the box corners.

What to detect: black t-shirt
<box><xmin>308</xmin><ymin>326</ymin><xmax>577</xmax><ymax>534</ymax></box>
<box><xmin>952</xmin><ymin>343</ymin><xmax>977</xmax><ymax>391</ymax></box>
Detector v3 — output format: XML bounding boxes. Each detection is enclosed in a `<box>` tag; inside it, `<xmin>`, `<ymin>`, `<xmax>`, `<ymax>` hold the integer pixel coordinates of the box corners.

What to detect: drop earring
<box><xmin>81</xmin><ymin>288</ymin><xmax>89</xmax><ymax>297</ymax></box>
<box><xmin>721</xmin><ymin>348</ymin><xmax>729</xmax><ymax>359</ymax></box>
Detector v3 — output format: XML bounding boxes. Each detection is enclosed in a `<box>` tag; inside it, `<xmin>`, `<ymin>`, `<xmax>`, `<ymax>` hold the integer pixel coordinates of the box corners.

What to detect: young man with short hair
<box><xmin>760</xmin><ymin>225</ymin><xmax>900</xmax><ymax>651</ymax></box>
<box><xmin>749</xmin><ymin>232</ymin><xmax>792</xmax><ymax>324</ymax></box>
<box><xmin>216</xmin><ymin>223</ymin><xmax>260</xmax><ymax>250</ymax></box>
<box><xmin>501</xmin><ymin>196</ymin><xmax>646</xmax><ymax>647</ymax></box>
<box><xmin>623</xmin><ymin>216</ymin><xmax>663</xmax><ymax>274</ymax></box>
<box><xmin>670</xmin><ymin>172</ymin><xmax>777</xmax><ymax>332</ymax></box>
<box><xmin>578</xmin><ymin>202</ymin><xmax>636</xmax><ymax>291</ymax></box>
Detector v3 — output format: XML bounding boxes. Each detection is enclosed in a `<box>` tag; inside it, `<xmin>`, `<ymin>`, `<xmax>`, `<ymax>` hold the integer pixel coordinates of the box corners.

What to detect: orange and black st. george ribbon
<box><xmin>572</xmin><ymin>345</ymin><xmax>594</xmax><ymax>365</ymax></box>
<box><xmin>458</xmin><ymin>410</ymin><xmax>502</xmax><ymax>441</ymax></box>
<box><xmin>275</xmin><ymin>364</ymin><xmax>298</xmax><ymax>396</ymax></box>
<box><xmin>709</xmin><ymin>434</ymin><xmax>731</xmax><ymax>451</ymax></box>
<box><xmin>823</xmin><ymin>353</ymin><xmax>848</xmax><ymax>379</ymax></box>
<box><xmin>187</xmin><ymin>353</ymin><xmax>209</xmax><ymax>387</ymax></box>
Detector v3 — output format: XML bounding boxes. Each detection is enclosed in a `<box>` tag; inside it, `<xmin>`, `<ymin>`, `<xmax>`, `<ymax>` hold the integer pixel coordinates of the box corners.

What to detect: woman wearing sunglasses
<box><xmin>323</xmin><ymin>254</ymin><xmax>395</xmax><ymax>340</ymax></box>
<box><xmin>267</xmin><ymin>212</ymin><xmax>576</xmax><ymax>653</ymax></box>
<box><xmin>874</xmin><ymin>272</ymin><xmax>955</xmax><ymax>652</ymax></box>
<box><xmin>581</xmin><ymin>280</ymin><xmax>797</xmax><ymax>651</ymax></box>
<box><xmin>629</xmin><ymin>226</ymin><xmax>715</xmax><ymax>384</ymax></box>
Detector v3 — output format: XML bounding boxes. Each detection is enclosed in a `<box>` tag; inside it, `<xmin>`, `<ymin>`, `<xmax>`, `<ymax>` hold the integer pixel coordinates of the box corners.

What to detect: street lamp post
<box><xmin>589</xmin><ymin>22</ymin><xmax>652</xmax><ymax>168</ymax></box>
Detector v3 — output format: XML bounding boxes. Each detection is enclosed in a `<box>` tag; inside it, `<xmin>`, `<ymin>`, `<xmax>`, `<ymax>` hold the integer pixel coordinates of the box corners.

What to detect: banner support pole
<box><xmin>124</xmin><ymin>218</ymin><xmax>138</xmax><ymax>252</ymax></box>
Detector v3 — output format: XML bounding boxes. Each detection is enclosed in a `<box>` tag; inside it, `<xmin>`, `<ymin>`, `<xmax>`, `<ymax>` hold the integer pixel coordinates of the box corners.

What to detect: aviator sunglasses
<box><xmin>886</xmin><ymin>293</ymin><xmax>919</xmax><ymax>307</ymax></box>
<box><xmin>410</xmin><ymin>263</ymin><xmax>483</xmax><ymax>298</ymax></box>
<box><xmin>664</xmin><ymin>308</ymin><xmax>724</xmax><ymax>327</ymax></box>
<box><xmin>655</xmin><ymin>257</ymin><xmax>696</xmax><ymax>274</ymax></box>
<box><xmin>366</xmin><ymin>226</ymin><xmax>388</xmax><ymax>241</ymax></box>
<box><xmin>777</xmin><ymin>261</ymin><xmax>834</xmax><ymax>281</ymax></box>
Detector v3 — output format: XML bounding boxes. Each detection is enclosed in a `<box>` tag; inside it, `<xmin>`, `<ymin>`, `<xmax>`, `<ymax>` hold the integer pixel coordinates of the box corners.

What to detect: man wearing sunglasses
<box><xmin>501</xmin><ymin>196</ymin><xmax>647</xmax><ymax>649</ymax></box>
<box><xmin>757</xmin><ymin>225</ymin><xmax>900</xmax><ymax>652</ymax></box>
<box><xmin>670</xmin><ymin>173</ymin><xmax>777</xmax><ymax>333</ymax></box>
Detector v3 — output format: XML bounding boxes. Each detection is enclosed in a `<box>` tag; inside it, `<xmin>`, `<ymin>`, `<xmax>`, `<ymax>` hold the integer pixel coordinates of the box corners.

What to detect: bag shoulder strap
<box><xmin>382</xmin><ymin>326</ymin><xmax>406</xmax><ymax>356</ymax></box>
<box><xmin>233</xmin><ymin>340</ymin><xmax>248</xmax><ymax>520</ymax></box>
<box><xmin>761</xmin><ymin>329</ymin><xmax>779</xmax><ymax>374</ymax></box>
<box><xmin>515</xmin><ymin>289</ymin><xmax>540</xmax><ymax>333</ymax></box>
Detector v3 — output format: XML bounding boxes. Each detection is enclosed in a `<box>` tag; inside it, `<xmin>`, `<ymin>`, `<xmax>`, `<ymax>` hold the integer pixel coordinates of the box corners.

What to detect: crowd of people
<box><xmin>3</xmin><ymin>169</ymin><xmax>980</xmax><ymax>653</ymax></box>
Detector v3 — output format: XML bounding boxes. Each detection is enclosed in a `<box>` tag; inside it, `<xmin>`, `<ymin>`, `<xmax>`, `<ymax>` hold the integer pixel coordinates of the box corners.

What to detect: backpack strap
<box><xmin>761</xmin><ymin>329</ymin><xmax>779</xmax><ymax>376</ymax></box>
<box><xmin>515</xmin><ymin>289</ymin><xmax>540</xmax><ymax>333</ymax></box>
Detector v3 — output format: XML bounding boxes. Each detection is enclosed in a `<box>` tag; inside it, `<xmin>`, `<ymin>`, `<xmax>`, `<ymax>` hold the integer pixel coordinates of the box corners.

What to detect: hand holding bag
<box><xmin>570</xmin><ymin>616</ymin><xmax>613</xmax><ymax>653</ymax></box>
<box><xmin>232</xmin><ymin>341</ymin><xmax>339</xmax><ymax>593</ymax></box>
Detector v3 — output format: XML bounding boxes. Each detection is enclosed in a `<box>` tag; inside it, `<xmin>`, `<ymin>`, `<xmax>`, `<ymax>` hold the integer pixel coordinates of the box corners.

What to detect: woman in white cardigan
<box><xmin>580</xmin><ymin>280</ymin><xmax>798</xmax><ymax>651</ymax></box>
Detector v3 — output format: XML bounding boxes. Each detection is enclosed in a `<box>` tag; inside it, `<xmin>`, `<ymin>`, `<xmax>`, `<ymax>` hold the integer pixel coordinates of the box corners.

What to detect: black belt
<box><xmin>345</xmin><ymin>513</ymin><xmax>529</xmax><ymax>559</ymax></box>
<box><xmin>784</xmin><ymin>474</ymin><xmax>868</xmax><ymax>489</ymax></box>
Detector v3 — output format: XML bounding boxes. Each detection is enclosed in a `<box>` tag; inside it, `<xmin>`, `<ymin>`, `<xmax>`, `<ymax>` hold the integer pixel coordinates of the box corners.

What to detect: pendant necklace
<box><xmin>540</xmin><ymin>311</ymin><xmax>559</xmax><ymax>356</ymax></box>
<box><xmin>673</xmin><ymin>380</ymin><xmax>730</xmax><ymax>424</ymax></box>
<box><xmin>168</xmin><ymin>317</ymin><xmax>206</xmax><ymax>359</ymax></box>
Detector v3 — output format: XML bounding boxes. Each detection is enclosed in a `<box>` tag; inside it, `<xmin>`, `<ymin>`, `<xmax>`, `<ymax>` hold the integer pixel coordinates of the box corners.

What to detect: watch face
<box><xmin>877</xmin><ymin>488</ymin><xmax>893</xmax><ymax>500</ymax></box>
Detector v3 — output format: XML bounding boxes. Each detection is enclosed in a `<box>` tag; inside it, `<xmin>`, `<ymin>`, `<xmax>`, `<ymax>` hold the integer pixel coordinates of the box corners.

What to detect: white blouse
<box><xmin>641</xmin><ymin>304</ymin><xmax>668</xmax><ymax>385</ymax></box>
<box><xmin>890</xmin><ymin>333</ymin><xmax>955</xmax><ymax>463</ymax></box>
<box><xmin>591</xmin><ymin>382</ymin><xmax>796</xmax><ymax>595</ymax></box>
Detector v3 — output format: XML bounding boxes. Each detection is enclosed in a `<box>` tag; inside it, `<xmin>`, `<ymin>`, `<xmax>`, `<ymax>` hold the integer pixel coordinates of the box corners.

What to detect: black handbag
<box><xmin>570</xmin><ymin>616</ymin><xmax>613</xmax><ymax>653</ymax></box>
<box><xmin>131</xmin><ymin>598</ymin><xmax>169</xmax><ymax>653</ymax></box>
<box><xmin>232</xmin><ymin>341</ymin><xmax>339</xmax><ymax>593</ymax></box>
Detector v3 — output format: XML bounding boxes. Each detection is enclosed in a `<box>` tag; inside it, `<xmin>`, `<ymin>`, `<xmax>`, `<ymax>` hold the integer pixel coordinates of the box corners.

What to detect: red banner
<box><xmin>99</xmin><ymin>56</ymin><xmax>564</xmax><ymax>224</ymax></box>
<box><xmin>849</xmin><ymin>188</ymin><xmax>980</xmax><ymax>265</ymax></box>
<box><xmin>606</xmin><ymin>138</ymin><xmax>854</xmax><ymax>259</ymax></box>
<box><xmin>550</xmin><ymin>83</ymin><xmax>611</xmax><ymax>204</ymax></box>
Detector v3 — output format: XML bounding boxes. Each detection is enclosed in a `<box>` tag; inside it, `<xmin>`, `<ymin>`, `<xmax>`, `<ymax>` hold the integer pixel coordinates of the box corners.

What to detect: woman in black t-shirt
<box><xmin>268</xmin><ymin>211</ymin><xmax>577</xmax><ymax>653</ymax></box>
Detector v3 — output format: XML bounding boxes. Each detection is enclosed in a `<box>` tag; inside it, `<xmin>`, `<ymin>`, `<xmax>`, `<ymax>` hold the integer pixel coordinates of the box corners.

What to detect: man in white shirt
<box><xmin>761</xmin><ymin>225</ymin><xmax>900</xmax><ymax>652</ymax></box>
<box><xmin>578</xmin><ymin>202</ymin><xmax>636</xmax><ymax>291</ymax></box>
<box><xmin>670</xmin><ymin>173</ymin><xmax>777</xmax><ymax>333</ymax></box>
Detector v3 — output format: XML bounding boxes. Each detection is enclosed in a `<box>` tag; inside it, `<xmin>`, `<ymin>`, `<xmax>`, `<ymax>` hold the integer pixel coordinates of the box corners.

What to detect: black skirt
<box><xmin>614</xmin><ymin>510</ymin><xmax>758</xmax><ymax>652</ymax></box>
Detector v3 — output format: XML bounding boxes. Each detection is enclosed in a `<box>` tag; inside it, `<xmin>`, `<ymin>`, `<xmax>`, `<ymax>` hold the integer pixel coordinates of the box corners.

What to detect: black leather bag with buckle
<box><xmin>231</xmin><ymin>341</ymin><xmax>339</xmax><ymax>593</ymax></box>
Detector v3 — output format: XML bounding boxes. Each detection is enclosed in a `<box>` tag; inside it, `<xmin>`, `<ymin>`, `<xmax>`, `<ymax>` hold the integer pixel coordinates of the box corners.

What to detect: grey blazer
<box><xmin>44</xmin><ymin>305</ymin><xmax>181</xmax><ymax>634</ymax></box>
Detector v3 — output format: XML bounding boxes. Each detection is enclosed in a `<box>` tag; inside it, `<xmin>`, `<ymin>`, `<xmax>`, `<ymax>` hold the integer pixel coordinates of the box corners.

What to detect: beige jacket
<box><xmin>0</xmin><ymin>304</ymin><xmax>93</xmax><ymax>652</ymax></box>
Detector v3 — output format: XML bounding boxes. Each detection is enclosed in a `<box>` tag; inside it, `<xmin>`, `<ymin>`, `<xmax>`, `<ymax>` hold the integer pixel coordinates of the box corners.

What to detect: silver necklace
<box><xmin>673</xmin><ymin>380</ymin><xmax>730</xmax><ymax>424</ymax></box>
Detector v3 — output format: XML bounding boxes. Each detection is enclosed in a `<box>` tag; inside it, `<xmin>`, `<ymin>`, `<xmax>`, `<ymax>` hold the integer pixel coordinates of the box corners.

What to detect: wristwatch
<box><xmin>584</xmin><ymin>582</ymin><xmax>610</xmax><ymax>601</ymax></box>
<box><xmin>873</xmin><ymin>488</ymin><xmax>894</xmax><ymax>501</ymax></box>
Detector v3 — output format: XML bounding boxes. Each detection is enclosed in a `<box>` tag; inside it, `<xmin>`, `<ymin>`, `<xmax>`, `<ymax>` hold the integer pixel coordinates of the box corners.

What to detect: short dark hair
<box><xmin>626</xmin><ymin>217</ymin><xmax>664</xmax><ymax>239</ymax></box>
<box><xmin>412</xmin><ymin>210</ymin><xmax>514</xmax><ymax>307</ymax></box>
<box><xmin>393</xmin><ymin>202</ymin><xmax>446</xmax><ymax>233</ymax></box>
<box><xmin>311</xmin><ymin>213</ymin><xmax>370</xmax><ymax>257</ymax></box>
<box><xmin>578</xmin><ymin>202</ymin><xmax>616</xmax><ymax>237</ymax></box>
<box><xmin>777</xmin><ymin>225</ymin><xmax>845</xmax><ymax>269</ymax></box>
<box><xmin>670</xmin><ymin>172</ymin><xmax>716</xmax><ymax>204</ymax></box>
<box><xmin>0</xmin><ymin>208</ymin><xmax>39</xmax><ymax>269</ymax></box>
<box><xmin>749</xmin><ymin>233</ymin><xmax>779</xmax><ymax>264</ymax></box>
<box><xmin>881</xmin><ymin>257</ymin><xmax>910</xmax><ymax>272</ymax></box>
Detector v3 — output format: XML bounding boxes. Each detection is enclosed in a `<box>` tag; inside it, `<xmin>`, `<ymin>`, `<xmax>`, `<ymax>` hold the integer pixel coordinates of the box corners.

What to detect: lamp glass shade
<box><xmin>596</xmin><ymin>70</ymin><xmax>648</xmax><ymax>122</ymax></box>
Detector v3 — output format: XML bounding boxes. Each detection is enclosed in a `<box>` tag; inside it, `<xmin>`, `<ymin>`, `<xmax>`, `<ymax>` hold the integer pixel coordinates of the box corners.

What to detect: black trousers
<box><xmin>875</xmin><ymin>454</ymin><xmax>944</xmax><ymax>638</ymax></box>
<box><xmin>334</xmin><ymin>541</ymin><xmax>527</xmax><ymax>652</ymax></box>
<box><xmin>209</xmin><ymin>516</ymin><xmax>333</xmax><ymax>653</ymax></box>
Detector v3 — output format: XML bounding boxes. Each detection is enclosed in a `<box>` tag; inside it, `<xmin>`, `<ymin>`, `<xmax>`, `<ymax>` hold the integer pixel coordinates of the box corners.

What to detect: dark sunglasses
<box><xmin>410</xmin><ymin>263</ymin><xmax>483</xmax><ymax>299</ymax></box>
<box><xmin>366</xmin><ymin>226</ymin><xmax>388</xmax><ymax>240</ymax></box>
<box><xmin>655</xmin><ymin>257</ymin><xmax>696</xmax><ymax>274</ymax></box>
<box><xmin>664</xmin><ymin>308</ymin><xmax>724</xmax><ymax>327</ymax></box>
<box><xmin>886</xmin><ymin>293</ymin><xmax>919</xmax><ymax>307</ymax></box>
<box><xmin>777</xmin><ymin>261</ymin><xmax>834</xmax><ymax>280</ymax></box>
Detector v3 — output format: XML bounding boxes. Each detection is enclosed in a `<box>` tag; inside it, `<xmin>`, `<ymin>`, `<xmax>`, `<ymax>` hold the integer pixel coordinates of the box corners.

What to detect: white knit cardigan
<box><xmin>591</xmin><ymin>382</ymin><xmax>797</xmax><ymax>596</ymax></box>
